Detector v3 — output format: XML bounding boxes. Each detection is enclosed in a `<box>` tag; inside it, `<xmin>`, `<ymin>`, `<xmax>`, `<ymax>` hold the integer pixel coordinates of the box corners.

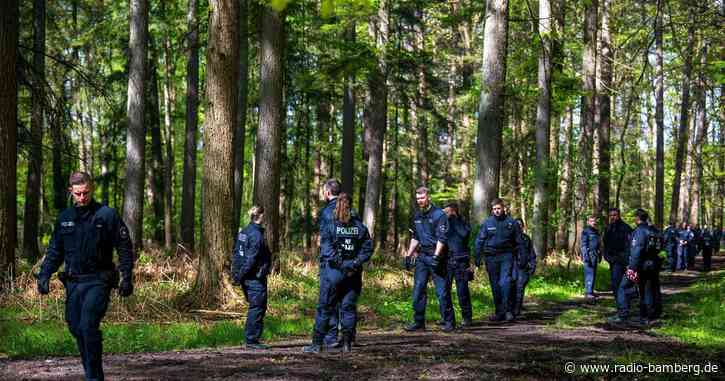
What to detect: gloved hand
<box><xmin>37</xmin><ymin>275</ymin><xmax>50</xmax><ymax>295</ymax></box>
<box><xmin>342</xmin><ymin>259</ymin><xmax>359</xmax><ymax>273</ymax></box>
<box><xmin>404</xmin><ymin>255</ymin><xmax>416</xmax><ymax>271</ymax></box>
<box><xmin>119</xmin><ymin>276</ymin><xmax>134</xmax><ymax>297</ymax></box>
<box><xmin>474</xmin><ymin>255</ymin><xmax>483</xmax><ymax>267</ymax></box>
<box><xmin>430</xmin><ymin>255</ymin><xmax>440</xmax><ymax>268</ymax></box>
<box><xmin>626</xmin><ymin>268</ymin><xmax>639</xmax><ymax>283</ymax></box>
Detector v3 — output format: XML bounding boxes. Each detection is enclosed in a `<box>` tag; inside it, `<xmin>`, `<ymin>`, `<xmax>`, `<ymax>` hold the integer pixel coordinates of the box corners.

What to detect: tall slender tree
<box><xmin>654</xmin><ymin>0</ymin><xmax>665</xmax><ymax>228</ymax></box>
<box><xmin>341</xmin><ymin>24</ymin><xmax>356</xmax><ymax>197</ymax></box>
<box><xmin>232</xmin><ymin>0</ymin><xmax>249</xmax><ymax>235</ymax></box>
<box><xmin>123</xmin><ymin>0</ymin><xmax>149</xmax><ymax>252</ymax></box>
<box><xmin>473</xmin><ymin>0</ymin><xmax>509</xmax><ymax>221</ymax></box>
<box><xmin>575</xmin><ymin>0</ymin><xmax>597</xmax><ymax>220</ymax></box>
<box><xmin>181</xmin><ymin>0</ymin><xmax>199</xmax><ymax>252</ymax></box>
<box><xmin>23</xmin><ymin>0</ymin><xmax>46</xmax><ymax>263</ymax></box>
<box><xmin>597</xmin><ymin>0</ymin><xmax>611</xmax><ymax>218</ymax></box>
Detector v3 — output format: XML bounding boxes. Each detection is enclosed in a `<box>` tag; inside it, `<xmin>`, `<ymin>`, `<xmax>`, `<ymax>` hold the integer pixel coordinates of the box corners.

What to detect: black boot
<box><xmin>342</xmin><ymin>336</ymin><xmax>352</xmax><ymax>353</ymax></box>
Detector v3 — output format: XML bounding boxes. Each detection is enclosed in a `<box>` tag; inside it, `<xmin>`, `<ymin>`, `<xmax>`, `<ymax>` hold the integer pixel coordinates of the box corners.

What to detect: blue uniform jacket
<box><xmin>677</xmin><ymin>229</ymin><xmax>694</xmax><ymax>245</ymax></box>
<box><xmin>318</xmin><ymin>198</ymin><xmax>338</xmax><ymax>260</ymax></box>
<box><xmin>663</xmin><ymin>226</ymin><xmax>677</xmax><ymax>249</ymax></box>
<box><xmin>446</xmin><ymin>216</ymin><xmax>471</xmax><ymax>259</ymax></box>
<box><xmin>474</xmin><ymin>214</ymin><xmax>525</xmax><ymax>260</ymax></box>
<box><xmin>327</xmin><ymin>217</ymin><xmax>374</xmax><ymax>269</ymax></box>
<box><xmin>516</xmin><ymin>233</ymin><xmax>537</xmax><ymax>273</ymax></box>
<box><xmin>231</xmin><ymin>222</ymin><xmax>272</xmax><ymax>282</ymax></box>
<box><xmin>702</xmin><ymin>230</ymin><xmax>713</xmax><ymax>248</ymax></box>
<box><xmin>409</xmin><ymin>205</ymin><xmax>449</xmax><ymax>254</ymax></box>
<box><xmin>580</xmin><ymin>226</ymin><xmax>601</xmax><ymax>265</ymax></box>
<box><xmin>39</xmin><ymin>200</ymin><xmax>134</xmax><ymax>280</ymax></box>
<box><xmin>603</xmin><ymin>219</ymin><xmax>633</xmax><ymax>265</ymax></box>
<box><xmin>628</xmin><ymin>223</ymin><xmax>657</xmax><ymax>271</ymax></box>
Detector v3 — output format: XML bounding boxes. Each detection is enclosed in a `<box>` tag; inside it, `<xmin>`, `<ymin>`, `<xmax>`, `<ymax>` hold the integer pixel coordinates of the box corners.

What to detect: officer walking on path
<box><xmin>701</xmin><ymin>226</ymin><xmax>714</xmax><ymax>272</ymax></box>
<box><xmin>304</xmin><ymin>193</ymin><xmax>373</xmax><ymax>353</ymax></box>
<box><xmin>442</xmin><ymin>202</ymin><xmax>473</xmax><ymax>327</ymax></box>
<box><xmin>231</xmin><ymin>206</ymin><xmax>272</xmax><ymax>350</ymax></box>
<box><xmin>37</xmin><ymin>172</ymin><xmax>134</xmax><ymax>381</ymax></box>
<box><xmin>580</xmin><ymin>215</ymin><xmax>601</xmax><ymax>299</ymax></box>
<box><xmin>474</xmin><ymin>198</ymin><xmax>525</xmax><ymax>322</ymax></box>
<box><xmin>676</xmin><ymin>222</ymin><xmax>693</xmax><ymax>271</ymax></box>
<box><xmin>403</xmin><ymin>186</ymin><xmax>454</xmax><ymax>332</ymax></box>
<box><xmin>663</xmin><ymin>221</ymin><xmax>678</xmax><ymax>272</ymax></box>
<box><xmin>603</xmin><ymin>208</ymin><xmax>632</xmax><ymax>301</ymax></box>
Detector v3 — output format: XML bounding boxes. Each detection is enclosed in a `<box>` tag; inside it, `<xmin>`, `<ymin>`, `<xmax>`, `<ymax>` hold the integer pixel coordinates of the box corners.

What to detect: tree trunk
<box><xmin>341</xmin><ymin>25</ymin><xmax>355</xmax><ymax>196</ymax></box>
<box><xmin>181</xmin><ymin>0</ymin><xmax>199</xmax><ymax>252</ymax></box>
<box><xmin>161</xmin><ymin>1</ymin><xmax>176</xmax><ymax>250</ymax></box>
<box><xmin>669</xmin><ymin>9</ymin><xmax>695</xmax><ymax>225</ymax></box>
<box><xmin>413</xmin><ymin>7</ymin><xmax>429</xmax><ymax>187</ymax></box>
<box><xmin>718</xmin><ymin>83</ymin><xmax>725</xmax><ymax>229</ymax></box>
<box><xmin>0</xmin><ymin>0</ymin><xmax>19</xmax><ymax>290</ymax></box>
<box><xmin>253</xmin><ymin>5</ymin><xmax>284</xmax><ymax>256</ymax></box>
<box><xmin>147</xmin><ymin>46</ymin><xmax>165</xmax><ymax>244</ymax></box>
<box><xmin>654</xmin><ymin>0</ymin><xmax>665</xmax><ymax>228</ymax></box>
<box><xmin>556</xmin><ymin>107</ymin><xmax>574</xmax><ymax>250</ymax></box>
<box><xmin>690</xmin><ymin>45</ymin><xmax>707</xmax><ymax>225</ymax></box>
<box><xmin>597</xmin><ymin>0</ymin><xmax>611</xmax><ymax>219</ymax></box>
<box><xmin>473</xmin><ymin>0</ymin><xmax>509</xmax><ymax>222</ymax></box>
<box><xmin>304</xmin><ymin>101</ymin><xmax>312</xmax><ymax>251</ymax></box>
<box><xmin>123</xmin><ymin>0</ymin><xmax>149</xmax><ymax>252</ymax></box>
<box><xmin>575</xmin><ymin>0</ymin><xmax>597</xmax><ymax>221</ymax></box>
<box><xmin>362</xmin><ymin>1</ymin><xmax>388</xmax><ymax>237</ymax></box>
<box><xmin>23</xmin><ymin>0</ymin><xmax>45</xmax><ymax>263</ymax></box>
<box><xmin>232</xmin><ymin>0</ymin><xmax>248</xmax><ymax>236</ymax></box>
<box><xmin>532</xmin><ymin>0</ymin><xmax>551</xmax><ymax>259</ymax></box>
<box><xmin>187</xmin><ymin>0</ymin><xmax>239</xmax><ymax>309</ymax></box>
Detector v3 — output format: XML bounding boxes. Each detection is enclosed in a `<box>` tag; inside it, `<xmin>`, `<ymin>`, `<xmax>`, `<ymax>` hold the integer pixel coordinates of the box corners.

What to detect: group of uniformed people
<box><xmin>579</xmin><ymin>207</ymin><xmax>723</xmax><ymax>326</ymax></box>
<box><xmin>35</xmin><ymin>172</ymin><xmax>721</xmax><ymax>379</ymax></box>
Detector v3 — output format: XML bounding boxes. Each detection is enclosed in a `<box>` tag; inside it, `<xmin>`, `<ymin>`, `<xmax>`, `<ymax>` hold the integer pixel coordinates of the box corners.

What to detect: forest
<box><xmin>0</xmin><ymin>0</ymin><xmax>724</xmax><ymax>378</ymax></box>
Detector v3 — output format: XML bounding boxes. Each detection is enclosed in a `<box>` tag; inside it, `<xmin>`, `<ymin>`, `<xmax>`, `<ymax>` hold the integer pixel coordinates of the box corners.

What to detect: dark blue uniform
<box><xmin>676</xmin><ymin>228</ymin><xmax>694</xmax><ymax>271</ymax></box>
<box><xmin>231</xmin><ymin>222</ymin><xmax>271</xmax><ymax>345</ymax></box>
<box><xmin>689</xmin><ymin>228</ymin><xmax>702</xmax><ymax>270</ymax></box>
<box><xmin>580</xmin><ymin>226</ymin><xmax>601</xmax><ymax>297</ymax></box>
<box><xmin>312</xmin><ymin>217</ymin><xmax>373</xmax><ymax>344</ymax></box>
<box><xmin>510</xmin><ymin>232</ymin><xmax>536</xmax><ymax>316</ymax></box>
<box><xmin>317</xmin><ymin>198</ymin><xmax>344</xmax><ymax>345</ymax></box>
<box><xmin>410</xmin><ymin>205</ymin><xmax>452</xmax><ymax>328</ymax></box>
<box><xmin>663</xmin><ymin>225</ymin><xmax>678</xmax><ymax>272</ymax></box>
<box><xmin>474</xmin><ymin>214</ymin><xmax>525</xmax><ymax>319</ymax></box>
<box><xmin>603</xmin><ymin>219</ymin><xmax>632</xmax><ymax>300</ymax></box>
<box><xmin>616</xmin><ymin>223</ymin><xmax>661</xmax><ymax>320</ymax></box>
<box><xmin>702</xmin><ymin>229</ymin><xmax>713</xmax><ymax>272</ymax></box>
<box><xmin>39</xmin><ymin>200</ymin><xmax>134</xmax><ymax>381</ymax></box>
<box><xmin>445</xmin><ymin>215</ymin><xmax>473</xmax><ymax>324</ymax></box>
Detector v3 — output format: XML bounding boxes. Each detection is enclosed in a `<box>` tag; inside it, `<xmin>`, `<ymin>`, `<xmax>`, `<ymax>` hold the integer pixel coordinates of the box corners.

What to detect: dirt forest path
<box><xmin>2</xmin><ymin>257</ymin><xmax>724</xmax><ymax>381</ymax></box>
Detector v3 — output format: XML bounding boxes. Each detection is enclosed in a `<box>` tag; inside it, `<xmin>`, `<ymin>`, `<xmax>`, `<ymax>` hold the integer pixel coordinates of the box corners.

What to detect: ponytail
<box><xmin>335</xmin><ymin>193</ymin><xmax>352</xmax><ymax>224</ymax></box>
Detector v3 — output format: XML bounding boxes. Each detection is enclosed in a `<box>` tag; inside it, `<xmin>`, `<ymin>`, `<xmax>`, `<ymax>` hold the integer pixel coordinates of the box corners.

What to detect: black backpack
<box><xmin>646</xmin><ymin>228</ymin><xmax>663</xmax><ymax>256</ymax></box>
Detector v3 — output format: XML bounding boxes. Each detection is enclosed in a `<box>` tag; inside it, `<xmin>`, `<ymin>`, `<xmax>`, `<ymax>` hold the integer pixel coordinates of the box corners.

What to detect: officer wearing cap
<box><xmin>231</xmin><ymin>205</ymin><xmax>272</xmax><ymax>350</ymax></box>
<box><xmin>37</xmin><ymin>172</ymin><xmax>134</xmax><ymax>381</ymax></box>
<box><xmin>403</xmin><ymin>186</ymin><xmax>453</xmax><ymax>332</ymax></box>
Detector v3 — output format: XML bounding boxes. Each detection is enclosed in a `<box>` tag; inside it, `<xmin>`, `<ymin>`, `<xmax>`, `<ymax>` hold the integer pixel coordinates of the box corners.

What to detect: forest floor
<box><xmin>2</xmin><ymin>257</ymin><xmax>724</xmax><ymax>381</ymax></box>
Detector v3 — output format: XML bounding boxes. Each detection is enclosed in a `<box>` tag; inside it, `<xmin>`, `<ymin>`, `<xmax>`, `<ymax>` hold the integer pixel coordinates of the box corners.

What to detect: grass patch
<box><xmin>0</xmin><ymin>250</ymin><xmax>623</xmax><ymax>358</ymax></box>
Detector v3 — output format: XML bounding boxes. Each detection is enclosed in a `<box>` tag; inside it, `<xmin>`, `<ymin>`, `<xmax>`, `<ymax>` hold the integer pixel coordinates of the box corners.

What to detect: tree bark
<box><xmin>161</xmin><ymin>1</ymin><xmax>176</xmax><ymax>250</ymax></box>
<box><xmin>669</xmin><ymin>9</ymin><xmax>695</xmax><ymax>225</ymax></box>
<box><xmin>23</xmin><ymin>0</ymin><xmax>46</xmax><ymax>263</ymax></box>
<box><xmin>0</xmin><ymin>0</ymin><xmax>19</xmax><ymax>290</ymax></box>
<box><xmin>181</xmin><ymin>0</ymin><xmax>199</xmax><ymax>252</ymax></box>
<box><xmin>188</xmin><ymin>0</ymin><xmax>239</xmax><ymax>308</ymax></box>
<box><xmin>473</xmin><ymin>0</ymin><xmax>509</xmax><ymax>222</ymax></box>
<box><xmin>690</xmin><ymin>45</ymin><xmax>707</xmax><ymax>225</ymax></box>
<box><xmin>654</xmin><ymin>0</ymin><xmax>665</xmax><ymax>228</ymax></box>
<box><xmin>597</xmin><ymin>0</ymin><xmax>611</xmax><ymax>219</ymax></box>
<box><xmin>556</xmin><ymin>107</ymin><xmax>574</xmax><ymax>250</ymax></box>
<box><xmin>147</xmin><ymin>45</ymin><xmax>165</xmax><ymax>244</ymax></box>
<box><xmin>362</xmin><ymin>0</ymin><xmax>388</xmax><ymax>237</ymax></box>
<box><xmin>532</xmin><ymin>0</ymin><xmax>551</xmax><ymax>258</ymax></box>
<box><xmin>341</xmin><ymin>24</ymin><xmax>356</xmax><ymax>196</ymax></box>
<box><xmin>232</xmin><ymin>0</ymin><xmax>248</xmax><ymax>236</ymax></box>
<box><xmin>253</xmin><ymin>5</ymin><xmax>284</xmax><ymax>256</ymax></box>
<box><xmin>123</xmin><ymin>0</ymin><xmax>149</xmax><ymax>252</ymax></box>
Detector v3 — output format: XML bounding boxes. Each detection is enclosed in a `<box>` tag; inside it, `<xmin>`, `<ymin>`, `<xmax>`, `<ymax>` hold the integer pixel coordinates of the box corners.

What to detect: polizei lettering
<box><xmin>336</xmin><ymin>226</ymin><xmax>359</xmax><ymax>237</ymax></box>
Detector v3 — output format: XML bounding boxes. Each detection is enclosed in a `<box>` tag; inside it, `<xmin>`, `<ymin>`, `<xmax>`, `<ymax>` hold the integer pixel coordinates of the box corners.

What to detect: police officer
<box><xmin>663</xmin><ymin>221</ymin><xmax>678</xmax><ymax>272</ymax></box>
<box><xmin>317</xmin><ymin>179</ymin><xmax>345</xmax><ymax>347</ymax></box>
<box><xmin>474</xmin><ymin>198</ymin><xmax>525</xmax><ymax>322</ymax></box>
<box><xmin>701</xmin><ymin>226</ymin><xmax>713</xmax><ymax>272</ymax></box>
<box><xmin>609</xmin><ymin>209</ymin><xmax>660</xmax><ymax>325</ymax></box>
<box><xmin>37</xmin><ymin>172</ymin><xmax>134</xmax><ymax>381</ymax></box>
<box><xmin>442</xmin><ymin>202</ymin><xmax>473</xmax><ymax>327</ymax></box>
<box><xmin>403</xmin><ymin>186</ymin><xmax>453</xmax><ymax>332</ymax></box>
<box><xmin>689</xmin><ymin>224</ymin><xmax>702</xmax><ymax>270</ymax></box>
<box><xmin>676</xmin><ymin>222</ymin><xmax>693</xmax><ymax>271</ymax></box>
<box><xmin>304</xmin><ymin>193</ymin><xmax>373</xmax><ymax>353</ymax></box>
<box><xmin>712</xmin><ymin>227</ymin><xmax>722</xmax><ymax>256</ymax></box>
<box><xmin>231</xmin><ymin>206</ymin><xmax>272</xmax><ymax>350</ymax></box>
<box><xmin>603</xmin><ymin>207</ymin><xmax>632</xmax><ymax>301</ymax></box>
<box><xmin>510</xmin><ymin>218</ymin><xmax>536</xmax><ymax>317</ymax></box>
<box><xmin>580</xmin><ymin>215</ymin><xmax>601</xmax><ymax>299</ymax></box>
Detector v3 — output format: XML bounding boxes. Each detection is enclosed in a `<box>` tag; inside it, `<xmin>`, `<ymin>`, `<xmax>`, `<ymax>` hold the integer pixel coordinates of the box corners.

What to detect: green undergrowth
<box><xmin>0</xmin><ymin>251</ymin><xmax>621</xmax><ymax>358</ymax></box>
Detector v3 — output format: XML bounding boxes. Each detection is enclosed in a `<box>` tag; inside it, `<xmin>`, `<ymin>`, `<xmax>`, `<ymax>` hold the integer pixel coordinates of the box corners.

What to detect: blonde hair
<box><xmin>334</xmin><ymin>193</ymin><xmax>352</xmax><ymax>224</ymax></box>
